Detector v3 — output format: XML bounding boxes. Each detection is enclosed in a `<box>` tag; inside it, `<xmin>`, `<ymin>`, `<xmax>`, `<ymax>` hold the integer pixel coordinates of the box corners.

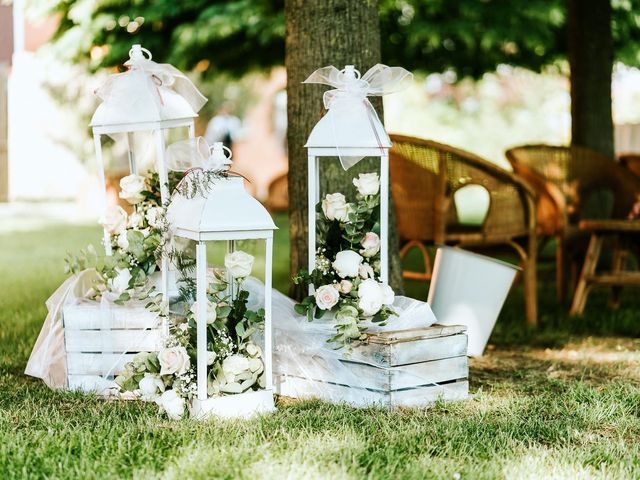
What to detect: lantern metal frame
<box><xmin>167</xmin><ymin>175</ymin><xmax>277</xmax><ymax>419</ymax></box>
<box><xmin>306</xmin><ymin>145</ymin><xmax>390</xmax><ymax>285</ymax></box>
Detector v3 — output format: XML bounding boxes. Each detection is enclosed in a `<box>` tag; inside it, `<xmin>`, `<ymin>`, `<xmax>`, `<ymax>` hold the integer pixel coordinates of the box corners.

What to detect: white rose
<box><xmin>207</xmin><ymin>351</ymin><xmax>217</xmax><ymax>366</ymax></box>
<box><xmin>190</xmin><ymin>299</ymin><xmax>217</xmax><ymax>324</ymax></box>
<box><xmin>156</xmin><ymin>389</ymin><xmax>185</xmax><ymax>420</ymax></box>
<box><xmin>158</xmin><ymin>346</ymin><xmax>190</xmax><ymax>376</ymax></box>
<box><xmin>353</xmin><ymin>172</ymin><xmax>380</xmax><ymax>196</ymax></box>
<box><xmin>99</xmin><ymin>205</ymin><xmax>127</xmax><ymax>235</ymax></box>
<box><xmin>359</xmin><ymin>262</ymin><xmax>375</xmax><ymax>279</ymax></box>
<box><xmin>139</xmin><ymin>374</ymin><xmax>164</xmax><ymax>401</ymax></box>
<box><xmin>322</xmin><ymin>193</ymin><xmax>351</xmax><ymax>222</ymax></box>
<box><xmin>357</xmin><ymin>278</ymin><xmax>384</xmax><ymax>316</ymax></box>
<box><xmin>332</xmin><ymin>250</ymin><xmax>363</xmax><ymax>278</ymax></box>
<box><xmin>116</xmin><ymin>232</ymin><xmax>129</xmax><ymax>250</ymax></box>
<box><xmin>128</xmin><ymin>212</ymin><xmax>144</xmax><ymax>229</ymax></box>
<box><xmin>109</xmin><ymin>268</ymin><xmax>132</xmax><ymax>294</ymax></box>
<box><xmin>224</xmin><ymin>251</ymin><xmax>254</xmax><ymax>279</ymax></box>
<box><xmin>339</xmin><ymin>280</ymin><xmax>353</xmax><ymax>294</ymax></box>
<box><xmin>146</xmin><ymin>206</ymin><xmax>162</xmax><ymax>228</ymax></box>
<box><xmin>245</xmin><ymin>343</ymin><xmax>262</xmax><ymax>357</ymax></box>
<box><xmin>315</xmin><ymin>284</ymin><xmax>340</xmax><ymax>310</ymax></box>
<box><xmin>360</xmin><ymin>232</ymin><xmax>380</xmax><ymax>258</ymax></box>
<box><xmin>380</xmin><ymin>283</ymin><xmax>395</xmax><ymax>306</ymax></box>
<box><xmin>119</xmin><ymin>174</ymin><xmax>146</xmax><ymax>205</ymax></box>
<box><xmin>222</xmin><ymin>354</ymin><xmax>251</xmax><ymax>381</ymax></box>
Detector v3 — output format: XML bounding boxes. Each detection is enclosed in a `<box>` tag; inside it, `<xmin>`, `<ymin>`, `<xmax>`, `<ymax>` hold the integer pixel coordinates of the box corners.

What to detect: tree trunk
<box><xmin>567</xmin><ymin>0</ymin><xmax>614</xmax><ymax>158</ymax></box>
<box><xmin>285</xmin><ymin>0</ymin><xmax>404</xmax><ymax>299</ymax></box>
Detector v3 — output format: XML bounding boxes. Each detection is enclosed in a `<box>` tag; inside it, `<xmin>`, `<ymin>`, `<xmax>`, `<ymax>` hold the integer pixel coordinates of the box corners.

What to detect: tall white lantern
<box><xmin>304</xmin><ymin>64</ymin><xmax>411</xmax><ymax>284</ymax></box>
<box><xmin>90</xmin><ymin>44</ymin><xmax>206</xmax><ymax>256</ymax></box>
<box><xmin>166</xmin><ymin>145</ymin><xmax>278</xmax><ymax>419</ymax></box>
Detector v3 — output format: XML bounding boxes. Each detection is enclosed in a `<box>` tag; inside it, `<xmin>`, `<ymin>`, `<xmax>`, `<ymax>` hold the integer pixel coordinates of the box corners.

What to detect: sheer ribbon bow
<box><xmin>304</xmin><ymin>64</ymin><xmax>412</xmax><ymax>169</ymax></box>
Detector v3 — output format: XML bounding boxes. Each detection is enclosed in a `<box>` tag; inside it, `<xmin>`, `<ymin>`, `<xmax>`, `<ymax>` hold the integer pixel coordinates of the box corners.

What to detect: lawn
<box><xmin>1</xmin><ymin>215</ymin><xmax>639</xmax><ymax>479</ymax></box>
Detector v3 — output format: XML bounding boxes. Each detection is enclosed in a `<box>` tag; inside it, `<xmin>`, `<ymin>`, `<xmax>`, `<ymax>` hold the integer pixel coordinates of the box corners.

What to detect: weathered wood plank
<box><xmin>66</xmin><ymin>353</ymin><xmax>135</xmax><ymax>375</ymax></box>
<box><xmin>274</xmin><ymin>352</ymin><xmax>468</xmax><ymax>391</ymax></box>
<box><xmin>274</xmin><ymin>374</ymin><xmax>469</xmax><ymax>407</ymax></box>
<box><xmin>64</xmin><ymin>303</ymin><xmax>160</xmax><ymax>330</ymax></box>
<box><xmin>352</xmin><ymin>332</ymin><xmax>468</xmax><ymax>367</ymax></box>
<box><xmin>64</xmin><ymin>329</ymin><xmax>162</xmax><ymax>353</ymax></box>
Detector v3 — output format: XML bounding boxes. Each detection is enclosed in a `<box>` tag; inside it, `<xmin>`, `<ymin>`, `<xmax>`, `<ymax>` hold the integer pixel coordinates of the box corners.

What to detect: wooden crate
<box><xmin>274</xmin><ymin>324</ymin><xmax>468</xmax><ymax>407</ymax></box>
<box><xmin>63</xmin><ymin>300</ymin><xmax>162</xmax><ymax>393</ymax></box>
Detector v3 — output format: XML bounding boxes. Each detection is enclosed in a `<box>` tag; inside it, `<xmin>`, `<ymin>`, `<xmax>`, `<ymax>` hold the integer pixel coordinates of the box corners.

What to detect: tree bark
<box><xmin>567</xmin><ymin>0</ymin><xmax>614</xmax><ymax>158</ymax></box>
<box><xmin>285</xmin><ymin>0</ymin><xmax>404</xmax><ymax>299</ymax></box>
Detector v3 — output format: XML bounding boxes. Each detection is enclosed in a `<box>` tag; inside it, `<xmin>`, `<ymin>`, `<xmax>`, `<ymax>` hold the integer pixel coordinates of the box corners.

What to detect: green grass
<box><xmin>1</xmin><ymin>216</ymin><xmax>639</xmax><ymax>479</ymax></box>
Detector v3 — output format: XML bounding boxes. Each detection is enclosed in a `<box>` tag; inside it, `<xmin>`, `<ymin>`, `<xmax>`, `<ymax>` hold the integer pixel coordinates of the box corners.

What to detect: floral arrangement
<box><xmin>293</xmin><ymin>172</ymin><xmax>395</xmax><ymax>349</ymax></box>
<box><xmin>115</xmin><ymin>250</ymin><xmax>266</xmax><ymax>420</ymax></box>
<box><xmin>65</xmin><ymin>171</ymin><xmax>170</xmax><ymax>304</ymax></box>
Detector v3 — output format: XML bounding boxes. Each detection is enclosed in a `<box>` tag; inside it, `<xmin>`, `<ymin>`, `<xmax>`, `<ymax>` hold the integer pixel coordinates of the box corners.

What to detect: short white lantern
<box><xmin>305</xmin><ymin>64</ymin><xmax>400</xmax><ymax>284</ymax></box>
<box><xmin>166</xmin><ymin>144</ymin><xmax>278</xmax><ymax>419</ymax></box>
<box><xmin>90</xmin><ymin>44</ymin><xmax>206</xmax><ymax>256</ymax></box>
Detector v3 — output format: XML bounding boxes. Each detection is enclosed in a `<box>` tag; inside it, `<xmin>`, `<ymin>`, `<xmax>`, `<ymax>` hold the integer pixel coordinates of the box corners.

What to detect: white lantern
<box><xmin>166</xmin><ymin>144</ymin><xmax>277</xmax><ymax>419</ymax></box>
<box><xmin>90</xmin><ymin>44</ymin><xmax>206</xmax><ymax>256</ymax></box>
<box><xmin>304</xmin><ymin>64</ymin><xmax>412</xmax><ymax>284</ymax></box>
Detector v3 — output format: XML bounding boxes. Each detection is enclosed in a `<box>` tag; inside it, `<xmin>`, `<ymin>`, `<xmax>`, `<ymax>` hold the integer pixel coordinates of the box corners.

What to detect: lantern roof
<box><xmin>304</xmin><ymin>65</ymin><xmax>391</xmax><ymax>149</ymax></box>
<box><xmin>168</xmin><ymin>176</ymin><xmax>277</xmax><ymax>238</ymax></box>
<box><xmin>90</xmin><ymin>44</ymin><xmax>206</xmax><ymax>131</ymax></box>
<box><xmin>167</xmin><ymin>144</ymin><xmax>276</xmax><ymax>238</ymax></box>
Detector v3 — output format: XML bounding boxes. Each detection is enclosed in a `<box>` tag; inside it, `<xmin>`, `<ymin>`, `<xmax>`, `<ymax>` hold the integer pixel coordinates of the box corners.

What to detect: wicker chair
<box><xmin>390</xmin><ymin>135</ymin><xmax>538</xmax><ymax>326</ymax></box>
<box><xmin>505</xmin><ymin>145</ymin><xmax>640</xmax><ymax>302</ymax></box>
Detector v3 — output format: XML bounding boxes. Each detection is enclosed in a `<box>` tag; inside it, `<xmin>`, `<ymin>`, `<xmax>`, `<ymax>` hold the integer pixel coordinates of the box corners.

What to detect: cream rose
<box><xmin>315</xmin><ymin>284</ymin><xmax>340</xmax><ymax>310</ymax></box>
<box><xmin>99</xmin><ymin>205</ymin><xmax>127</xmax><ymax>235</ymax></box>
<box><xmin>359</xmin><ymin>262</ymin><xmax>375</xmax><ymax>279</ymax></box>
<box><xmin>128</xmin><ymin>212</ymin><xmax>144</xmax><ymax>229</ymax></box>
<box><xmin>156</xmin><ymin>389</ymin><xmax>185</xmax><ymax>420</ymax></box>
<box><xmin>245</xmin><ymin>343</ymin><xmax>262</xmax><ymax>358</ymax></box>
<box><xmin>222</xmin><ymin>354</ymin><xmax>251</xmax><ymax>382</ymax></box>
<box><xmin>353</xmin><ymin>172</ymin><xmax>380</xmax><ymax>196</ymax></box>
<box><xmin>145</xmin><ymin>206</ymin><xmax>163</xmax><ymax>228</ymax></box>
<box><xmin>139</xmin><ymin>374</ymin><xmax>164</xmax><ymax>401</ymax></box>
<box><xmin>207</xmin><ymin>351</ymin><xmax>217</xmax><ymax>366</ymax></box>
<box><xmin>190</xmin><ymin>299</ymin><xmax>217</xmax><ymax>324</ymax></box>
<box><xmin>158</xmin><ymin>346</ymin><xmax>190</xmax><ymax>376</ymax></box>
<box><xmin>339</xmin><ymin>279</ymin><xmax>353</xmax><ymax>294</ymax></box>
<box><xmin>109</xmin><ymin>268</ymin><xmax>132</xmax><ymax>294</ymax></box>
<box><xmin>119</xmin><ymin>174</ymin><xmax>146</xmax><ymax>205</ymax></box>
<box><xmin>224</xmin><ymin>251</ymin><xmax>254</xmax><ymax>278</ymax></box>
<box><xmin>322</xmin><ymin>193</ymin><xmax>351</xmax><ymax>222</ymax></box>
<box><xmin>116</xmin><ymin>232</ymin><xmax>129</xmax><ymax>250</ymax></box>
<box><xmin>360</xmin><ymin>232</ymin><xmax>380</xmax><ymax>258</ymax></box>
<box><xmin>332</xmin><ymin>250</ymin><xmax>363</xmax><ymax>278</ymax></box>
<box><xmin>357</xmin><ymin>279</ymin><xmax>395</xmax><ymax>317</ymax></box>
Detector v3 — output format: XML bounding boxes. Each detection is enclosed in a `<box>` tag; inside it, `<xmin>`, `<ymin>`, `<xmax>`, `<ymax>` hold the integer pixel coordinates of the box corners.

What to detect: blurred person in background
<box><xmin>204</xmin><ymin>102</ymin><xmax>242</xmax><ymax>148</ymax></box>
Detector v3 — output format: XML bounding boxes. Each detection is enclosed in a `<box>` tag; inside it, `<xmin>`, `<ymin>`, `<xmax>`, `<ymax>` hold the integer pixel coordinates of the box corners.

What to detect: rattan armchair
<box><xmin>390</xmin><ymin>135</ymin><xmax>538</xmax><ymax>326</ymax></box>
<box><xmin>505</xmin><ymin>145</ymin><xmax>640</xmax><ymax>302</ymax></box>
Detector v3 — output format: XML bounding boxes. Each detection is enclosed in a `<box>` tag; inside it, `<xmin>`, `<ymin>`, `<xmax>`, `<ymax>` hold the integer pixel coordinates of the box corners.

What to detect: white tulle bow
<box><xmin>304</xmin><ymin>64</ymin><xmax>413</xmax><ymax>111</ymax></box>
<box><xmin>165</xmin><ymin>137</ymin><xmax>232</xmax><ymax>173</ymax></box>
<box><xmin>303</xmin><ymin>64</ymin><xmax>412</xmax><ymax>169</ymax></box>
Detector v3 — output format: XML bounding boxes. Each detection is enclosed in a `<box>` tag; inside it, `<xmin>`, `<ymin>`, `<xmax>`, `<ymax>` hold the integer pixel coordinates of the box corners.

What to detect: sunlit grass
<box><xmin>1</xmin><ymin>218</ymin><xmax>639</xmax><ymax>479</ymax></box>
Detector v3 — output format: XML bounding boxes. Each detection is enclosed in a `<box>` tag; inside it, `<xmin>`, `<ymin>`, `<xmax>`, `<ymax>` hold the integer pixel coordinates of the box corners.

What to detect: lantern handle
<box><xmin>341</xmin><ymin>65</ymin><xmax>361</xmax><ymax>80</ymax></box>
<box><xmin>209</xmin><ymin>143</ymin><xmax>233</xmax><ymax>161</ymax></box>
<box><xmin>129</xmin><ymin>45</ymin><xmax>153</xmax><ymax>61</ymax></box>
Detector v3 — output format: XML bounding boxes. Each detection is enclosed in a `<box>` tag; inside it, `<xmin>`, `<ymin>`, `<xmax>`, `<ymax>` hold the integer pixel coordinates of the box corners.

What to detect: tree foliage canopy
<box><xmin>48</xmin><ymin>0</ymin><xmax>640</xmax><ymax>76</ymax></box>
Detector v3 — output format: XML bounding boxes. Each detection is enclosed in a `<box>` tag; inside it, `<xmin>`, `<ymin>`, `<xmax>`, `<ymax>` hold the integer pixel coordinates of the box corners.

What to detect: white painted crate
<box><xmin>274</xmin><ymin>324</ymin><xmax>469</xmax><ymax>407</ymax></box>
<box><xmin>63</xmin><ymin>300</ymin><xmax>162</xmax><ymax>393</ymax></box>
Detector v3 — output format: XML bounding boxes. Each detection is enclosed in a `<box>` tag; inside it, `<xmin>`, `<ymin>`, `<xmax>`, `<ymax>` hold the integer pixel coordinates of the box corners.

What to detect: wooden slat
<box><xmin>579</xmin><ymin>219</ymin><xmax>640</xmax><ymax>233</ymax></box>
<box><xmin>274</xmin><ymin>352</ymin><xmax>467</xmax><ymax>391</ymax></box>
<box><xmin>274</xmin><ymin>375</ymin><xmax>469</xmax><ymax>408</ymax></box>
<box><xmin>66</xmin><ymin>353</ymin><xmax>135</xmax><ymax>375</ymax></box>
<box><xmin>64</xmin><ymin>329</ymin><xmax>162</xmax><ymax>353</ymax></box>
<box><xmin>366</xmin><ymin>324</ymin><xmax>467</xmax><ymax>344</ymax></box>
<box><xmin>354</xmin><ymin>332</ymin><xmax>468</xmax><ymax>367</ymax></box>
<box><xmin>63</xmin><ymin>303</ymin><xmax>160</xmax><ymax>330</ymax></box>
